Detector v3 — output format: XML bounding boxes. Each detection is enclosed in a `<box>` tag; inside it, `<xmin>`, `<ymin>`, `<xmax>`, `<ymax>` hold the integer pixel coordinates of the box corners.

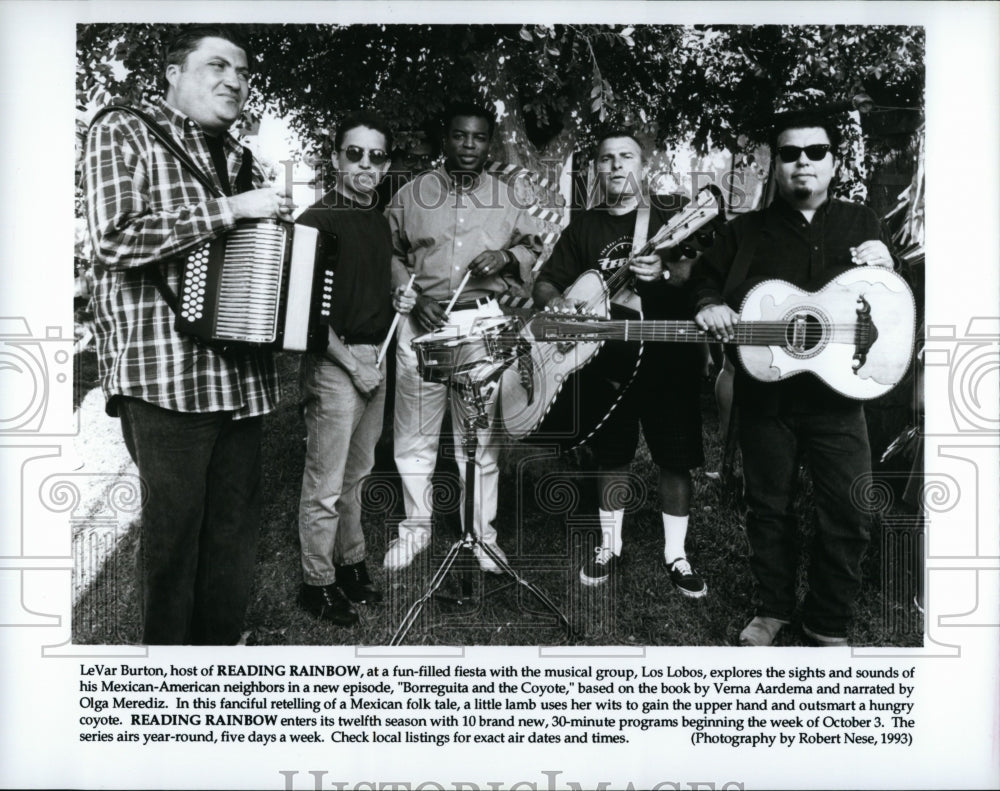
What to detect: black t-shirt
<box><xmin>536</xmin><ymin>197</ymin><xmax>702</xmax><ymax>387</ymax></box>
<box><xmin>528</xmin><ymin>196</ymin><xmax>703</xmax><ymax>453</ymax></box>
<box><xmin>536</xmin><ymin>197</ymin><xmax>692</xmax><ymax>320</ymax></box>
<box><xmin>297</xmin><ymin>190</ymin><xmax>394</xmax><ymax>343</ymax></box>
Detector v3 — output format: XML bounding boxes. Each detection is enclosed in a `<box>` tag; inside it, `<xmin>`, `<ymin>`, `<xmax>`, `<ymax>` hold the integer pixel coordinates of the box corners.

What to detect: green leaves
<box><xmin>75</xmin><ymin>22</ymin><xmax>924</xmax><ymax>169</ymax></box>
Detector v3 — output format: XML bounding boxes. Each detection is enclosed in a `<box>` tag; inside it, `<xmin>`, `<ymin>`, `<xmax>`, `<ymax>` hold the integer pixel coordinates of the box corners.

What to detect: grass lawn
<box><xmin>72</xmin><ymin>348</ymin><xmax>923</xmax><ymax>648</ymax></box>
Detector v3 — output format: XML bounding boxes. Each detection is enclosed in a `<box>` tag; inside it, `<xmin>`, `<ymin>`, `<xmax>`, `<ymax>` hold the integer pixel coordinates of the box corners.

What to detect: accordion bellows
<box><xmin>176</xmin><ymin>220</ymin><xmax>334</xmax><ymax>352</ymax></box>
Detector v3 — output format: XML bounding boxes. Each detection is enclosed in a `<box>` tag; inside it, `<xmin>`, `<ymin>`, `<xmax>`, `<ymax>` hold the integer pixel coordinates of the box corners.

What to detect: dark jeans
<box><xmin>739</xmin><ymin>405</ymin><xmax>872</xmax><ymax>637</ymax></box>
<box><xmin>119</xmin><ymin>397</ymin><xmax>263</xmax><ymax>645</ymax></box>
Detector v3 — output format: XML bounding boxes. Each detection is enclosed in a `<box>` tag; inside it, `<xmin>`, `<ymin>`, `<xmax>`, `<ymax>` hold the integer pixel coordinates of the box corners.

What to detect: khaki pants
<box><xmin>392</xmin><ymin>308</ymin><xmax>503</xmax><ymax>545</ymax></box>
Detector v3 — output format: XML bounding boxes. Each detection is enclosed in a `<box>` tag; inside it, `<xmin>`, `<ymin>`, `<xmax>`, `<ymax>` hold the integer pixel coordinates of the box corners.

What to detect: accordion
<box><xmin>175</xmin><ymin>220</ymin><xmax>335</xmax><ymax>353</ymax></box>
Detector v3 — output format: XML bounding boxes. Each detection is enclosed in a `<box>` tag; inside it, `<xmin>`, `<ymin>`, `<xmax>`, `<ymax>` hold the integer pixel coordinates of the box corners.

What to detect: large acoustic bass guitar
<box><xmin>532</xmin><ymin>266</ymin><xmax>916</xmax><ymax>401</ymax></box>
<box><xmin>498</xmin><ymin>185</ymin><xmax>725</xmax><ymax>445</ymax></box>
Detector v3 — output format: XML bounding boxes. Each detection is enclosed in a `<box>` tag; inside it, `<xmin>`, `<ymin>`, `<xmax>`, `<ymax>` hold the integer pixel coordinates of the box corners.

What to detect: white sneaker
<box><xmin>473</xmin><ymin>542</ymin><xmax>508</xmax><ymax>574</ymax></box>
<box><xmin>383</xmin><ymin>532</ymin><xmax>431</xmax><ymax>571</ymax></box>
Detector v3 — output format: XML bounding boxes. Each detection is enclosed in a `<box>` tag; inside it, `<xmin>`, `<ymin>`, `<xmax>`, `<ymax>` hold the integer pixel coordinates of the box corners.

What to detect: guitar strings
<box><xmin>505</xmin><ymin>193</ymin><xmax>723</xmax><ymax>396</ymax></box>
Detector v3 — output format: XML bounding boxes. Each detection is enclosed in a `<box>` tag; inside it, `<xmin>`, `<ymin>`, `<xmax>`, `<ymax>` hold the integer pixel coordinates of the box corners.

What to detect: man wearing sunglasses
<box><xmin>294</xmin><ymin>112</ymin><xmax>414</xmax><ymax>625</ymax></box>
<box><xmin>691</xmin><ymin>111</ymin><xmax>896</xmax><ymax>648</ymax></box>
<box><xmin>385</xmin><ymin>101</ymin><xmax>542</xmax><ymax>572</ymax></box>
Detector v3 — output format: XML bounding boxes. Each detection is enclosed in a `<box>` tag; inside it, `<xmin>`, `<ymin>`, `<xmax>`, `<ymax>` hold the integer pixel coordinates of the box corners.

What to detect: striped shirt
<box><xmin>85</xmin><ymin>97</ymin><xmax>279</xmax><ymax>418</ymax></box>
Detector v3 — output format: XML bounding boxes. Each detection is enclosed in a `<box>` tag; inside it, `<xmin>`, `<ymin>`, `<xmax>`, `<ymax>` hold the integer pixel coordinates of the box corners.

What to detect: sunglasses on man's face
<box><xmin>776</xmin><ymin>144</ymin><xmax>832</xmax><ymax>163</ymax></box>
<box><xmin>340</xmin><ymin>146</ymin><xmax>390</xmax><ymax>166</ymax></box>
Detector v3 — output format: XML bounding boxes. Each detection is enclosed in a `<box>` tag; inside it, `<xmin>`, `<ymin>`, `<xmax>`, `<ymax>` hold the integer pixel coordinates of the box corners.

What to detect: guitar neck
<box><xmin>557</xmin><ymin>320</ymin><xmax>772</xmax><ymax>345</ymax></box>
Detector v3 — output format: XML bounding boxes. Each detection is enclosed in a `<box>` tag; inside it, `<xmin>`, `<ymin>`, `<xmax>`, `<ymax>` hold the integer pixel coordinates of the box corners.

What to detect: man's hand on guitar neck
<box><xmin>532</xmin><ymin>282</ymin><xmax>589</xmax><ymax>353</ymax></box>
<box><xmin>533</xmin><ymin>280</ymin><xmax>586</xmax><ymax>315</ymax></box>
<box><xmin>544</xmin><ymin>295</ymin><xmax>587</xmax><ymax>314</ymax></box>
<box><xmin>629</xmin><ymin>253</ymin><xmax>670</xmax><ymax>282</ymax></box>
<box><xmin>695</xmin><ymin>303</ymin><xmax>740</xmax><ymax>343</ymax></box>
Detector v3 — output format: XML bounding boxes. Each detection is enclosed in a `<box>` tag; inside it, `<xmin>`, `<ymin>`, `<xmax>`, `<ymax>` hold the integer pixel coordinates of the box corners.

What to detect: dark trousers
<box><xmin>739</xmin><ymin>406</ymin><xmax>872</xmax><ymax>637</ymax></box>
<box><xmin>119</xmin><ymin>397</ymin><xmax>263</xmax><ymax>645</ymax></box>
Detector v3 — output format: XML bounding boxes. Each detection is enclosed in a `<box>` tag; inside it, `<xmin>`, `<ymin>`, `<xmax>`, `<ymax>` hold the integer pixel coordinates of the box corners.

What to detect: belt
<box><xmin>438</xmin><ymin>299</ymin><xmax>493</xmax><ymax>312</ymax></box>
<box><xmin>338</xmin><ymin>334</ymin><xmax>384</xmax><ymax>346</ymax></box>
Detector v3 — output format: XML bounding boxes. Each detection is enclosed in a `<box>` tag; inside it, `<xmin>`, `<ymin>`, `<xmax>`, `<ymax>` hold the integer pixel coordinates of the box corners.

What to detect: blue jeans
<box><xmin>118</xmin><ymin>397</ymin><xmax>263</xmax><ymax>645</ymax></box>
<box><xmin>739</xmin><ymin>406</ymin><xmax>872</xmax><ymax>637</ymax></box>
<box><xmin>298</xmin><ymin>347</ymin><xmax>385</xmax><ymax>585</ymax></box>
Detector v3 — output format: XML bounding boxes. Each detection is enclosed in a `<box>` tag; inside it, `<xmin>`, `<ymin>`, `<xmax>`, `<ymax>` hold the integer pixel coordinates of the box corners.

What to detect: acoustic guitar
<box><xmin>533</xmin><ymin>267</ymin><xmax>916</xmax><ymax>401</ymax></box>
<box><xmin>497</xmin><ymin>185</ymin><xmax>725</xmax><ymax>443</ymax></box>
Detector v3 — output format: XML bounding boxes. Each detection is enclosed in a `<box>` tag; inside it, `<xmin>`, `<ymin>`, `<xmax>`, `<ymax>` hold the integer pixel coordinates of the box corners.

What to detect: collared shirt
<box><xmin>691</xmin><ymin>195</ymin><xmax>896</xmax><ymax>413</ymax></box>
<box><xmin>387</xmin><ymin>167</ymin><xmax>543</xmax><ymax>300</ymax></box>
<box><xmin>693</xmin><ymin>195</ymin><xmax>894</xmax><ymax>309</ymax></box>
<box><xmin>85</xmin><ymin>97</ymin><xmax>279</xmax><ymax>418</ymax></box>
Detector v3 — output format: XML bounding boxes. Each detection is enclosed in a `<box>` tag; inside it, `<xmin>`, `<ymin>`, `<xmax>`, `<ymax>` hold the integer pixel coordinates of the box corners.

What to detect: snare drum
<box><xmin>411</xmin><ymin>316</ymin><xmax>520</xmax><ymax>384</ymax></box>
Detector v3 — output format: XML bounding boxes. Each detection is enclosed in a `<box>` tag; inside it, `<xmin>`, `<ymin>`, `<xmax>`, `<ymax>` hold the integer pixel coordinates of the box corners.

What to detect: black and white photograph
<box><xmin>69</xmin><ymin>17</ymin><xmax>928</xmax><ymax>649</ymax></box>
<box><xmin>1</xmin><ymin>2</ymin><xmax>997</xmax><ymax>789</ymax></box>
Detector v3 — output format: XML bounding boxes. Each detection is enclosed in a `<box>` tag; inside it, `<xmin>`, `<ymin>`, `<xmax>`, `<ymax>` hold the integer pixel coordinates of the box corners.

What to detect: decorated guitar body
<box><xmin>534</xmin><ymin>267</ymin><xmax>916</xmax><ymax>401</ymax></box>
<box><xmin>498</xmin><ymin>269</ymin><xmax>629</xmax><ymax>445</ymax></box>
<box><xmin>735</xmin><ymin>268</ymin><xmax>915</xmax><ymax>399</ymax></box>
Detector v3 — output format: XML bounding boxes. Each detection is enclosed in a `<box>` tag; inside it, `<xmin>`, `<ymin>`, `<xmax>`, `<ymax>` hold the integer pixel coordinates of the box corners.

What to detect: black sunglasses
<box><xmin>776</xmin><ymin>144</ymin><xmax>832</xmax><ymax>163</ymax></box>
<box><xmin>340</xmin><ymin>145</ymin><xmax>390</xmax><ymax>166</ymax></box>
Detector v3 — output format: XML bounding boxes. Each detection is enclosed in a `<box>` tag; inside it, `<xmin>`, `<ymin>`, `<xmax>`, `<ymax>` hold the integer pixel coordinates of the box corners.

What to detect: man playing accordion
<box><xmin>85</xmin><ymin>26</ymin><xmax>293</xmax><ymax>644</ymax></box>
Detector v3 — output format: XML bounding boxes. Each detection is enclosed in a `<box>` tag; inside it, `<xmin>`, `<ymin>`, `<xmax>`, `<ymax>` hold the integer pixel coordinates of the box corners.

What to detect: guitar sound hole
<box><xmin>783</xmin><ymin>312</ymin><xmax>825</xmax><ymax>356</ymax></box>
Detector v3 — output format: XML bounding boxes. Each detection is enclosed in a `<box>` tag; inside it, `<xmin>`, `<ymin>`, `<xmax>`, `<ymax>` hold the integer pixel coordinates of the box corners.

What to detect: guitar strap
<box><xmin>88</xmin><ymin>105</ymin><xmax>256</xmax><ymax>313</ymax></box>
<box><xmin>722</xmin><ymin>212</ymin><xmax>764</xmax><ymax>303</ymax></box>
<box><xmin>631</xmin><ymin>204</ymin><xmax>651</xmax><ymax>254</ymax></box>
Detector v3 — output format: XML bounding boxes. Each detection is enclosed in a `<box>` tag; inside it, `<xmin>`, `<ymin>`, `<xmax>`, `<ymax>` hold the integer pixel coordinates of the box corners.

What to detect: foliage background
<box><xmin>72</xmin><ymin>22</ymin><xmax>926</xmax><ymax>647</ymax></box>
<box><xmin>76</xmin><ymin>24</ymin><xmax>925</xmax><ymax>185</ymax></box>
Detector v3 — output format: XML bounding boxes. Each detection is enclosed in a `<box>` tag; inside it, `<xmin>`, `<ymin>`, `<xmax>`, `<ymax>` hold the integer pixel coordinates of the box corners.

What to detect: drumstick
<box><xmin>443</xmin><ymin>270</ymin><xmax>473</xmax><ymax>315</ymax></box>
<box><xmin>376</xmin><ymin>273</ymin><xmax>416</xmax><ymax>366</ymax></box>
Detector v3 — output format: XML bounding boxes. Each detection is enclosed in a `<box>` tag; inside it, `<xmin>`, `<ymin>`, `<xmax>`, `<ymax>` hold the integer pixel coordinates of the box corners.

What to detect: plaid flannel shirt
<box><xmin>85</xmin><ymin>97</ymin><xmax>279</xmax><ymax>418</ymax></box>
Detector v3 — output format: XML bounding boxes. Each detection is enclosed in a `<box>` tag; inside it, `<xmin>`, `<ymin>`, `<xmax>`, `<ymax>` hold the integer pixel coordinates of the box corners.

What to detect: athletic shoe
<box><xmin>297</xmin><ymin>583</ymin><xmax>359</xmax><ymax>626</ymax></box>
<box><xmin>666</xmin><ymin>557</ymin><xmax>708</xmax><ymax>598</ymax></box>
<box><xmin>472</xmin><ymin>541</ymin><xmax>508</xmax><ymax>574</ymax></box>
<box><xmin>579</xmin><ymin>547</ymin><xmax>618</xmax><ymax>586</ymax></box>
<box><xmin>802</xmin><ymin>624</ymin><xmax>850</xmax><ymax>647</ymax></box>
<box><xmin>739</xmin><ymin>616</ymin><xmax>788</xmax><ymax>646</ymax></box>
<box><xmin>383</xmin><ymin>531</ymin><xmax>431</xmax><ymax>571</ymax></box>
<box><xmin>334</xmin><ymin>560</ymin><xmax>382</xmax><ymax>604</ymax></box>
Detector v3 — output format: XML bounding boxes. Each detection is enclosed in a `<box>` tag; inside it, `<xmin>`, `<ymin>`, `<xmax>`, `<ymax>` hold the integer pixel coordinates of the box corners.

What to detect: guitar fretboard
<box><xmin>541</xmin><ymin>319</ymin><xmax>861</xmax><ymax>347</ymax></box>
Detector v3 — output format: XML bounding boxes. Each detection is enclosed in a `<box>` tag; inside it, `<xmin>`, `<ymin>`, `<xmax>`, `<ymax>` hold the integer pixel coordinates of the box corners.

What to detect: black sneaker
<box><xmin>667</xmin><ymin>557</ymin><xmax>707</xmax><ymax>598</ymax></box>
<box><xmin>334</xmin><ymin>561</ymin><xmax>383</xmax><ymax>604</ymax></box>
<box><xmin>580</xmin><ymin>547</ymin><xmax>619</xmax><ymax>586</ymax></box>
<box><xmin>297</xmin><ymin>583</ymin><xmax>360</xmax><ymax>626</ymax></box>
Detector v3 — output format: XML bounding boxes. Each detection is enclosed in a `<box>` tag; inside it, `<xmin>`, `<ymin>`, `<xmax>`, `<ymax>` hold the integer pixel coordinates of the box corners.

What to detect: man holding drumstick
<box><xmin>385</xmin><ymin>101</ymin><xmax>542</xmax><ymax>572</ymax></box>
<box><xmin>295</xmin><ymin>111</ymin><xmax>415</xmax><ymax>625</ymax></box>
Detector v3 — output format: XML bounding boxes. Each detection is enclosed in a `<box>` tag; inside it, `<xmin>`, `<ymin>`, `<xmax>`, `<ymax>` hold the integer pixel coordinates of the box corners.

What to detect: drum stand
<box><xmin>390</xmin><ymin>373</ymin><xmax>571</xmax><ymax>645</ymax></box>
